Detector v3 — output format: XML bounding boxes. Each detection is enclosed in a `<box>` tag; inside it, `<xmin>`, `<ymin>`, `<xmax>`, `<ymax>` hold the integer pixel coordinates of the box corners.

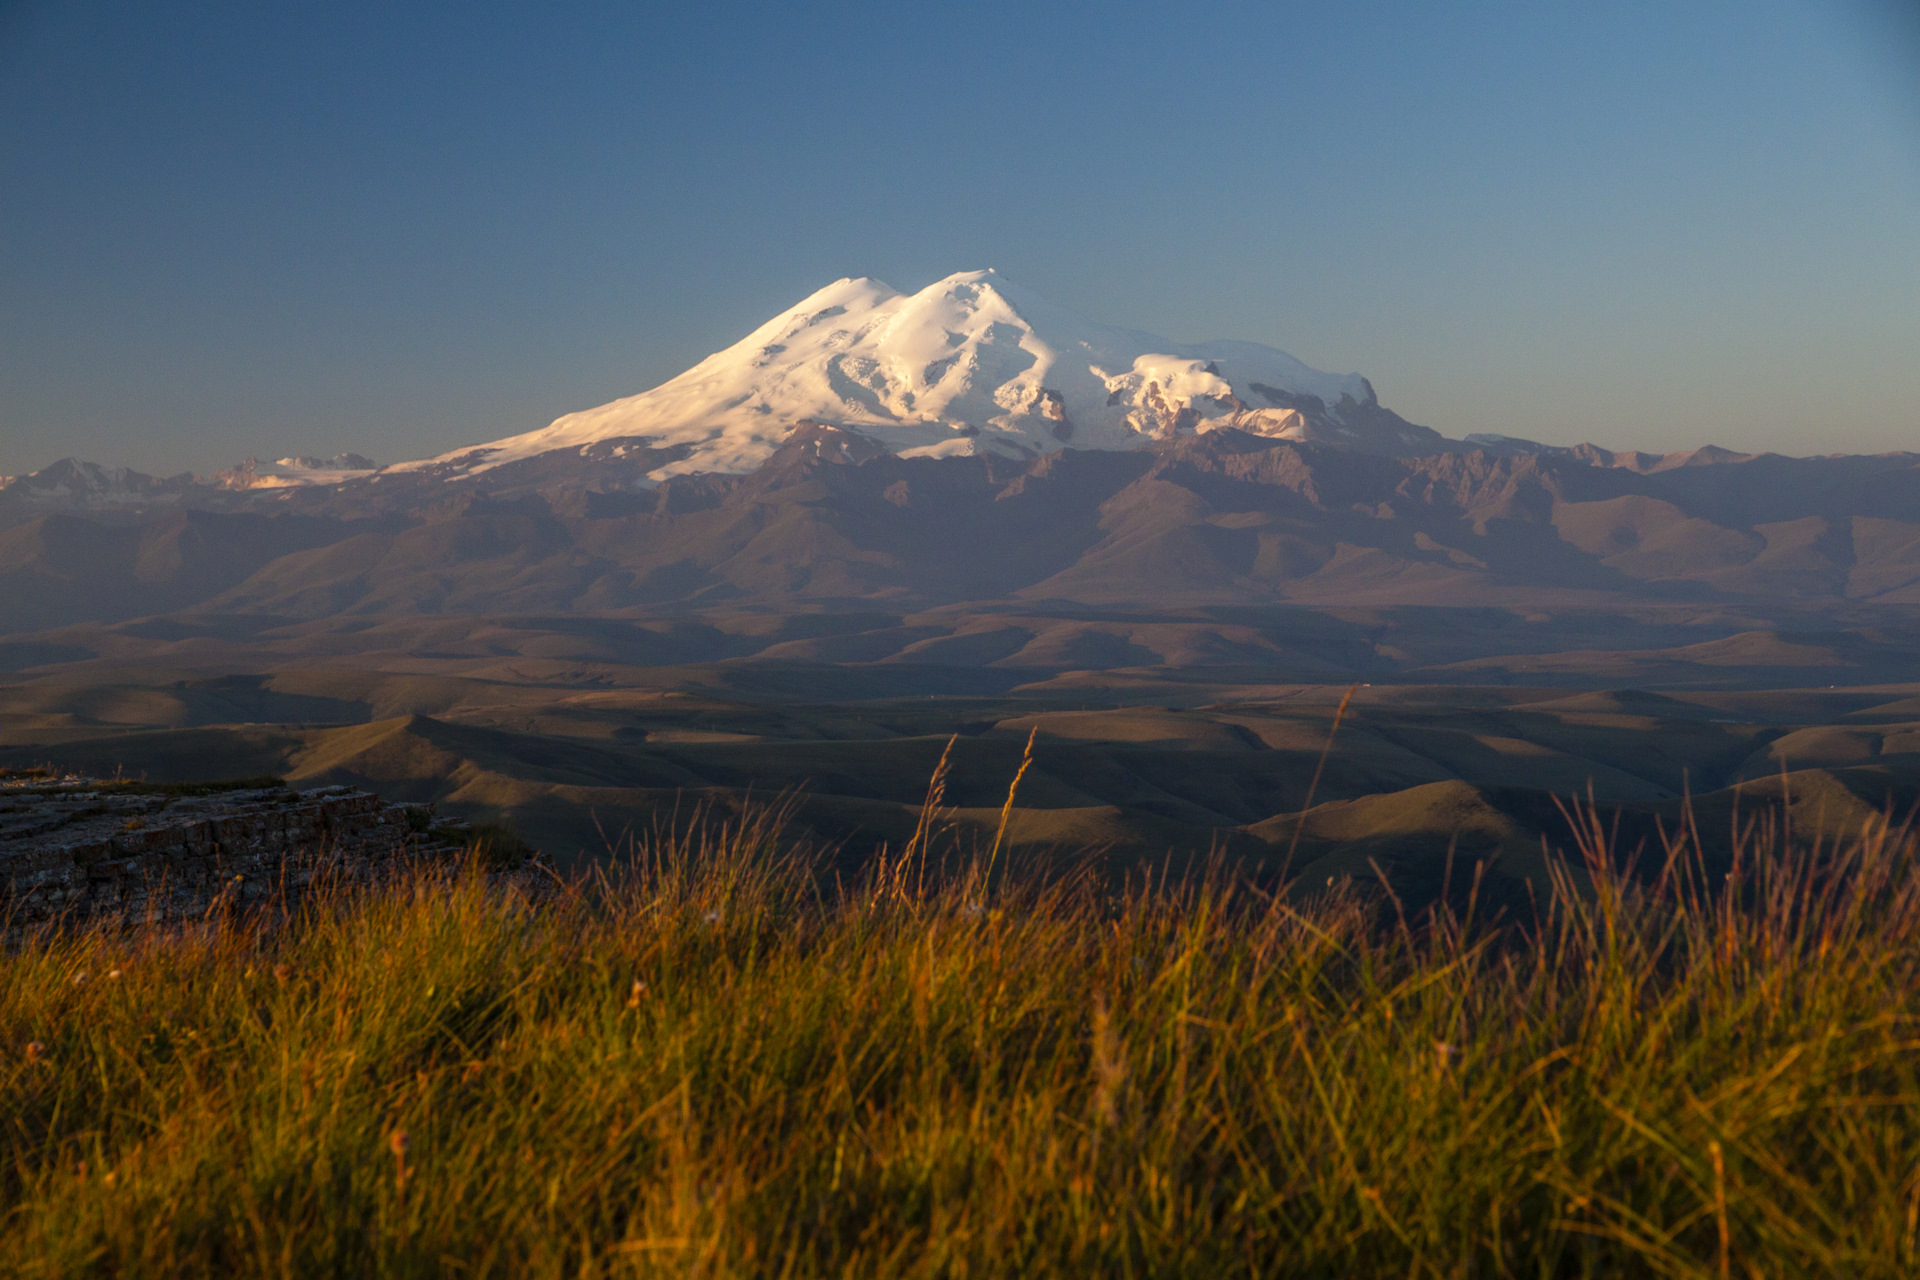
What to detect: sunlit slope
<box><xmin>10</xmin><ymin>676</ymin><xmax>1920</xmax><ymax>887</ymax></box>
<box><xmin>398</xmin><ymin>270</ymin><xmax>1435</xmax><ymax>482</ymax></box>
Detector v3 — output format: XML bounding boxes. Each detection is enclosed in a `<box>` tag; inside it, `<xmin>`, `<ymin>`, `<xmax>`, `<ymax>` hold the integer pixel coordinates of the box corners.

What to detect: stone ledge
<box><xmin>1</xmin><ymin>774</ymin><xmax>474</xmax><ymax>927</ymax></box>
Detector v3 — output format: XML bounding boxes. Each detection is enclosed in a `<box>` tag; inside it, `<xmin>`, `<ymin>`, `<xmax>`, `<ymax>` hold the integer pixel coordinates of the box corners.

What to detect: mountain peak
<box><xmin>397</xmin><ymin>270</ymin><xmax>1441</xmax><ymax>483</ymax></box>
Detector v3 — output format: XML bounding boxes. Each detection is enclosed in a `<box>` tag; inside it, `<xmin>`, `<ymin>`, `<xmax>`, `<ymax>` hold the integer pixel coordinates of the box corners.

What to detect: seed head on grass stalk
<box><xmin>899</xmin><ymin>734</ymin><xmax>955</xmax><ymax>903</ymax></box>
<box><xmin>1282</xmin><ymin>684</ymin><xmax>1357</xmax><ymax>880</ymax></box>
<box><xmin>982</xmin><ymin>726</ymin><xmax>1036</xmax><ymax>897</ymax></box>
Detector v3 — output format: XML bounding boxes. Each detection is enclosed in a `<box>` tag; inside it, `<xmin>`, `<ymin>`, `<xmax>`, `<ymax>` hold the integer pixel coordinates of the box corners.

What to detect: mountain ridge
<box><xmin>6</xmin><ymin>429</ymin><xmax>1920</xmax><ymax>635</ymax></box>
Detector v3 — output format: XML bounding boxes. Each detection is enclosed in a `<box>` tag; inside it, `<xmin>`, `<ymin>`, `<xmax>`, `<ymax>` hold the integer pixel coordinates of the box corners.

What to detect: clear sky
<box><xmin>1</xmin><ymin>0</ymin><xmax>1915</xmax><ymax>477</ymax></box>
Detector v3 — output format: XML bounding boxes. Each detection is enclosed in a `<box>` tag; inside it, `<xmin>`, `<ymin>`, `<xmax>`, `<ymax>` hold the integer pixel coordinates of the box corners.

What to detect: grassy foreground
<box><xmin>6</xmin><ymin>798</ymin><xmax>1920</xmax><ymax>1277</ymax></box>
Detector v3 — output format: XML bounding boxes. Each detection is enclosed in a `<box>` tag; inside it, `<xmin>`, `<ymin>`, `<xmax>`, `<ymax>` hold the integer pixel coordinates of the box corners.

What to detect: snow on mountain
<box><xmin>0</xmin><ymin>455</ymin><xmax>382</xmax><ymax>527</ymax></box>
<box><xmin>212</xmin><ymin>454</ymin><xmax>380</xmax><ymax>489</ymax></box>
<box><xmin>0</xmin><ymin>459</ymin><xmax>200</xmax><ymax>510</ymax></box>
<box><xmin>398</xmin><ymin>270</ymin><xmax>1442</xmax><ymax>482</ymax></box>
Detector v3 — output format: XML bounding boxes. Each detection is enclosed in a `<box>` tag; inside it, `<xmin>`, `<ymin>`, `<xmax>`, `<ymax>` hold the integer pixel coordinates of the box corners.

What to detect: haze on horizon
<box><xmin>0</xmin><ymin>0</ymin><xmax>1915</xmax><ymax>479</ymax></box>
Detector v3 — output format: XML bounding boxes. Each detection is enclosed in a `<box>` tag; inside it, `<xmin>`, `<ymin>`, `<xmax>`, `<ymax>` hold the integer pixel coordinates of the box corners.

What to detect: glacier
<box><xmin>393</xmin><ymin>269</ymin><xmax>1442</xmax><ymax>482</ymax></box>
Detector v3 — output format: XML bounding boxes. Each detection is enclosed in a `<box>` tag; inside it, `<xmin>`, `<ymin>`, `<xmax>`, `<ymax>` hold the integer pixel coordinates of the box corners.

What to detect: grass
<box><xmin>5</xmin><ymin>784</ymin><xmax>1920</xmax><ymax>1277</ymax></box>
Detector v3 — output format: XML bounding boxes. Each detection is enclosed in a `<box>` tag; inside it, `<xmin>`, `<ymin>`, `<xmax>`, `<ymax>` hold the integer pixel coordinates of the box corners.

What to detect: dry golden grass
<box><xmin>5</xmin><ymin>787</ymin><xmax>1920</xmax><ymax>1277</ymax></box>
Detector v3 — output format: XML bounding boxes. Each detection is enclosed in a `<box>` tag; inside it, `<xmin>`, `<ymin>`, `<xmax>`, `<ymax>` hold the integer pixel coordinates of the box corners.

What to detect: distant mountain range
<box><xmin>3</xmin><ymin>271</ymin><xmax>1917</xmax><ymax>635</ymax></box>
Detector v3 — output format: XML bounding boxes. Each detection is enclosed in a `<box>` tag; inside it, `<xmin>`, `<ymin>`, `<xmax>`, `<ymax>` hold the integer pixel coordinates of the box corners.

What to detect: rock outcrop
<box><xmin>0</xmin><ymin>773</ymin><xmax>477</xmax><ymax>928</ymax></box>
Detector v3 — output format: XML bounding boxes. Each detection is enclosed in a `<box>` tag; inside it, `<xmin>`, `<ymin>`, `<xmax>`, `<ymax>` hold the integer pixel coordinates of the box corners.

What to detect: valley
<box><xmin>5</xmin><ymin>604</ymin><xmax>1918</xmax><ymax>910</ymax></box>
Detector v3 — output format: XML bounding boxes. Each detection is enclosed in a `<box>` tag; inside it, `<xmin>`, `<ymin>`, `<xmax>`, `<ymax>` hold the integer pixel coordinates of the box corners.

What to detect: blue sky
<box><xmin>1</xmin><ymin>0</ymin><xmax>1915</xmax><ymax>475</ymax></box>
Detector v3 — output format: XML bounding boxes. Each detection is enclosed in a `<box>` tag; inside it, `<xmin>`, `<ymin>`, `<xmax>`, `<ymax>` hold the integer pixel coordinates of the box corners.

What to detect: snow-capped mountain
<box><xmin>0</xmin><ymin>459</ymin><xmax>201</xmax><ymax>510</ymax></box>
<box><xmin>398</xmin><ymin>270</ymin><xmax>1442</xmax><ymax>482</ymax></box>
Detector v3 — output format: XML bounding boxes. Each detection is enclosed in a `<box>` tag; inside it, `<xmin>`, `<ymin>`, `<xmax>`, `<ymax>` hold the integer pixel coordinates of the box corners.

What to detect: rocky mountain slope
<box><xmin>4</xmin><ymin>426</ymin><xmax>1920</xmax><ymax>635</ymax></box>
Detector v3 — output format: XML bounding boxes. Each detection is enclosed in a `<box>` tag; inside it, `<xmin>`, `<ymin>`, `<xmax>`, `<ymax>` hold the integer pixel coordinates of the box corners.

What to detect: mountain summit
<box><xmin>398</xmin><ymin>270</ymin><xmax>1443</xmax><ymax>482</ymax></box>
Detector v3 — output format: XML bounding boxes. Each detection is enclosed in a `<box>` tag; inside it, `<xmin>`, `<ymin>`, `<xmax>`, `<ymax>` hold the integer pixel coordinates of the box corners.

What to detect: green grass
<box><xmin>5</xmin><ymin>794</ymin><xmax>1920</xmax><ymax>1277</ymax></box>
